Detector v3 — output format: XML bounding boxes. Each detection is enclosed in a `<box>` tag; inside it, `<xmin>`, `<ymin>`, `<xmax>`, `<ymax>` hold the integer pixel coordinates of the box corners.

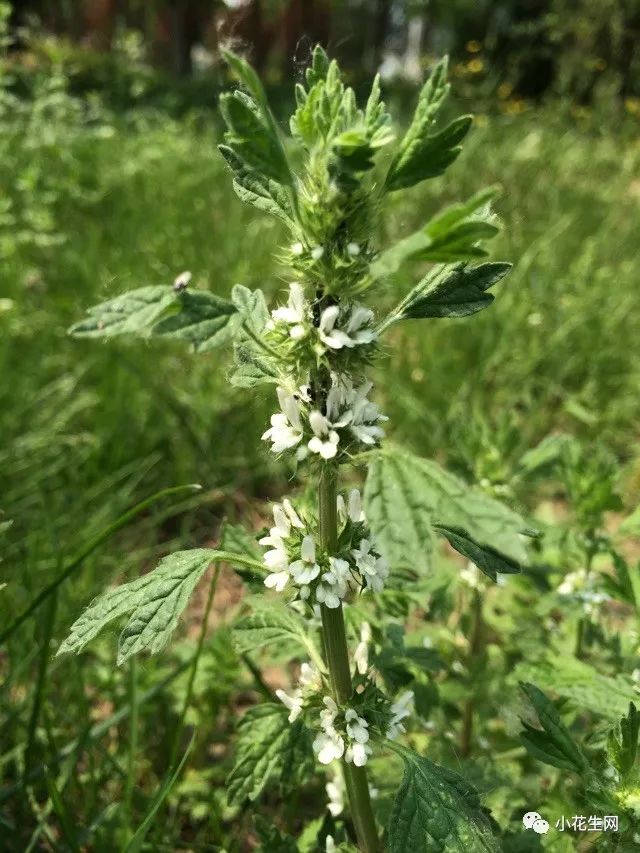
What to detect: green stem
<box><xmin>575</xmin><ymin>536</ymin><xmax>597</xmax><ymax>660</ymax></box>
<box><xmin>460</xmin><ymin>587</ymin><xmax>484</xmax><ymax>759</ymax></box>
<box><xmin>125</xmin><ymin>658</ymin><xmax>138</xmax><ymax>829</ymax></box>
<box><xmin>318</xmin><ymin>465</ymin><xmax>380</xmax><ymax>853</ymax></box>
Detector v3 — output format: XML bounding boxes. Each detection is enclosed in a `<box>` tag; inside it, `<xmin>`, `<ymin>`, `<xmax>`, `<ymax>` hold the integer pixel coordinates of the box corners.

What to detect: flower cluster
<box><xmin>261</xmin><ymin>490</ymin><xmax>389</xmax><ymax>606</ymax></box>
<box><xmin>275</xmin><ymin>661</ymin><xmax>322</xmax><ymax>722</ymax></box>
<box><xmin>269</xmin><ymin>281</ymin><xmax>376</xmax><ymax>353</ymax></box>
<box><xmin>262</xmin><ymin>375</ymin><xmax>387</xmax><ymax>461</ymax></box>
<box><xmin>386</xmin><ymin>691</ymin><xmax>414</xmax><ymax>740</ymax></box>
<box><xmin>313</xmin><ymin>696</ymin><xmax>373</xmax><ymax>767</ymax></box>
<box><xmin>557</xmin><ymin>569</ymin><xmax>611</xmax><ymax>617</ymax></box>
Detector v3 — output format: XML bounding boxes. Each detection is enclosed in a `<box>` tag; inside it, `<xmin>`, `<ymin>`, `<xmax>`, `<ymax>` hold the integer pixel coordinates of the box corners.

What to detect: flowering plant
<box><xmin>57</xmin><ymin>46</ymin><xmax>531</xmax><ymax>851</ymax></box>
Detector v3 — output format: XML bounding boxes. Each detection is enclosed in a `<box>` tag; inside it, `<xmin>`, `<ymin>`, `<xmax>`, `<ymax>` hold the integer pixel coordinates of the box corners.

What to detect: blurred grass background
<box><xmin>1</xmin><ymin>0</ymin><xmax>640</xmax><ymax>849</ymax></box>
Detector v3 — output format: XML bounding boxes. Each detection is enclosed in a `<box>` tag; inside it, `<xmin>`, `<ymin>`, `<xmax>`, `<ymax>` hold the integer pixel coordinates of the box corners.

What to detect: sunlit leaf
<box><xmin>387</xmin><ymin>743</ymin><xmax>499</xmax><ymax>852</ymax></box>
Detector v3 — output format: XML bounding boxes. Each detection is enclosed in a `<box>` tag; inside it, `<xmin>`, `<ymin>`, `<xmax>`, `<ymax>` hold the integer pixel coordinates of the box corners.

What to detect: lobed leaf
<box><xmin>227</xmin><ymin>703</ymin><xmax>314</xmax><ymax>807</ymax></box>
<box><xmin>519</xmin><ymin>682</ymin><xmax>590</xmax><ymax>773</ymax></box>
<box><xmin>385</xmin><ymin>57</ymin><xmax>471</xmax><ymax>192</ymax></box>
<box><xmin>364</xmin><ymin>447</ymin><xmax>532</xmax><ymax>574</ymax></box>
<box><xmin>387</xmin><ymin>744</ymin><xmax>499</xmax><ymax>852</ymax></box>
<box><xmin>433</xmin><ymin>524</ymin><xmax>522</xmax><ymax>582</ymax></box>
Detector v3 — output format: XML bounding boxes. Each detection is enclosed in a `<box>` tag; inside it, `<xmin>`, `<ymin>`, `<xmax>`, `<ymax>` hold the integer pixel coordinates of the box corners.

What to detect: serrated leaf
<box><xmin>607</xmin><ymin>702</ymin><xmax>640</xmax><ymax>781</ymax></box>
<box><xmin>519</xmin><ymin>682</ymin><xmax>590</xmax><ymax>773</ymax></box>
<box><xmin>388</xmin><ymin>744</ymin><xmax>499</xmax><ymax>853</ymax></box>
<box><xmin>364</xmin><ymin>448</ymin><xmax>531</xmax><ymax>574</ymax></box>
<box><xmin>220</xmin><ymin>91</ymin><xmax>292</xmax><ymax>186</ymax></box>
<box><xmin>513</xmin><ymin>658</ymin><xmax>639</xmax><ymax>721</ymax></box>
<box><xmin>57</xmin><ymin>548</ymin><xmax>264</xmax><ymax>665</ymax></box>
<box><xmin>68</xmin><ymin>286</ymin><xmax>176</xmax><ymax>337</ymax></box>
<box><xmin>231</xmin><ymin>284</ymin><xmax>269</xmax><ymax>332</ymax></box>
<box><xmin>230</xmin><ymin>342</ymin><xmax>279</xmax><ymax>388</ymax></box>
<box><xmin>380</xmin><ymin>263</ymin><xmax>511</xmax><ymax>332</ymax></box>
<box><xmin>219</xmin><ymin>145</ymin><xmax>293</xmax><ymax>224</ymax></box>
<box><xmin>371</xmin><ymin>188</ymin><xmax>500</xmax><ymax>280</ymax></box>
<box><xmin>227</xmin><ymin>703</ymin><xmax>314</xmax><ymax>807</ymax></box>
<box><xmin>232</xmin><ymin>597</ymin><xmax>310</xmax><ymax>655</ymax></box>
<box><xmin>433</xmin><ymin>524</ymin><xmax>522</xmax><ymax>582</ymax></box>
<box><xmin>69</xmin><ymin>286</ymin><xmax>238</xmax><ymax>352</ymax></box>
<box><xmin>151</xmin><ymin>290</ymin><xmax>237</xmax><ymax>352</ymax></box>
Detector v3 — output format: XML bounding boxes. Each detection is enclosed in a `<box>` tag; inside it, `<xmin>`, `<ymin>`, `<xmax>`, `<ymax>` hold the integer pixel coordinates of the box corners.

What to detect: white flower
<box><xmin>262</xmin><ymin>387</ymin><xmax>304</xmax><ymax>453</ymax></box>
<box><xmin>299</xmin><ymin>661</ymin><xmax>320</xmax><ymax>689</ymax></box>
<box><xmin>460</xmin><ymin>562</ymin><xmax>482</xmax><ymax>590</ymax></box>
<box><xmin>345</xmin><ymin>741</ymin><xmax>372</xmax><ymax>766</ymax></box>
<box><xmin>345</xmin><ymin>305</ymin><xmax>375</xmax><ymax>345</ymax></box>
<box><xmin>352</xmin><ymin>539</ymin><xmax>389</xmax><ymax>593</ymax></box>
<box><xmin>282</xmin><ymin>498</ymin><xmax>304</xmax><ymax>529</ymax></box>
<box><xmin>275</xmin><ymin>688</ymin><xmax>303</xmax><ymax>722</ymax></box>
<box><xmin>387</xmin><ymin>691</ymin><xmax>414</xmax><ymax>740</ymax></box>
<box><xmin>349</xmin><ymin>380</ymin><xmax>387</xmax><ymax>445</ymax></box>
<box><xmin>326</xmin><ymin>767</ymin><xmax>345</xmax><ymax>817</ymax></box>
<box><xmin>308</xmin><ymin>410</ymin><xmax>340</xmax><ymax>459</ymax></box>
<box><xmin>316</xmin><ymin>557</ymin><xmax>351</xmax><ymax>609</ymax></box>
<box><xmin>348</xmin><ymin>488</ymin><xmax>365</xmax><ymax>522</ymax></box>
<box><xmin>353</xmin><ymin>621</ymin><xmax>371</xmax><ymax>675</ymax></box>
<box><xmin>272</xmin><ymin>282</ymin><xmax>307</xmax><ymax>339</ymax></box>
<box><xmin>326</xmin><ymin>835</ymin><xmax>337</xmax><ymax>853</ymax></box>
<box><xmin>319</xmin><ymin>305</ymin><xmax>353</xmax><ymax>350</ymax></box>
<box><xmin>289</xmin><ymin>534</ymin><xmax>321</xmax><ymax>584</ymax></box>
<box><xmin>314</xmin><ymin>729</ymin><xmax>345</xmax><ymax>764</ymax></box>
<box><xmin>347</xmin><ymin>242</ymin><xmax>360</xmax><ymax>256</ymax></box>
<box><xmin>345</xmin><ymin>708</ymin><xmax>369</xmax><ymax>744</ymax></box>
<box><xmin>264</xmin><ymin>570</ymin><xmax>290</xmax><ymax>592</ymax></box>
<box><xmin>291</xmin><ymin>241</ymin><xmax>304</xmax><ymax>256</ymax></box>
<box><xmin>311</xmin><ymin>246</ymin><xmax>325</xmax><ymax>260</ymax></box>
<box><xmin>318</xmin><ymin>304</ymin><xmax>375</xmax><ymax>351</ymax></box>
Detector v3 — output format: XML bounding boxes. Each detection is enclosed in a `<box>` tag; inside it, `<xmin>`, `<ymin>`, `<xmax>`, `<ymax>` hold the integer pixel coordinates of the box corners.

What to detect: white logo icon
<box><xmin>523</xmin><ymin>812</ymin><xmax>550</xmax><ymax>834</ymax></box>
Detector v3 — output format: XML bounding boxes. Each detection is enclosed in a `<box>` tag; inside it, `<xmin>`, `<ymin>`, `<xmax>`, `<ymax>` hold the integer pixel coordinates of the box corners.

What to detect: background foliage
<box><xmin>1</xmin><ymin>1</ymin><xmax>640</xmax><ymax>850</ymax></box>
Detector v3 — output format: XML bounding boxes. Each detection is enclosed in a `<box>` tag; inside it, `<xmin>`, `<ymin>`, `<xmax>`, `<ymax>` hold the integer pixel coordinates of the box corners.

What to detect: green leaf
<box><xmin>220</xmin><ymin>91</ymin><xmax>291</xmax><ymax>186</ymax></box>
<box><xmin>232</xmin><ymin>597</ymin><xmax>310</xmax><ymax>655</ymax></box>
<box><xmin>371</xmin><ymin>188</ymin><xmax>500</xmax><ymax>280</ymax></box>
<box><xmin>387</xmin><ymin>744</ymin><xmax>499</xmax><ymax>852</ymax></box>
<box><xmin>380</xmin><ymin>263</ymin><xmax>511</xmax><ymax>332</ymax></box>
<box><xmin>231</xmin><ymin>284</ymin><xmax>269</xmax><ymax>333</ymax></box>
<box><xmin>151</xmin><ymin>290</ymin><xmax>237</xmax><ymax>352</ymax></box>
<box><xmin>227</xmin><ymin>703</ymin><xmax>314</xmax><ymax>807</ymax></box>
<box><xmin>607</xmin><ymin>702</ymin><xmax>640</xmax><ymax>781</ymax></box>
<box><xmin>517</xmin><ymin>433</ymin><xmax>577</xmax><ymax>477</ymax></box>
<box><xmin>519</xmin><ymin>682</ymin><xmax>590</xmax><ymax>773</ymax></box>
<box><xmin>222</xmin><ymin>47</ymin><xmax>272</xmax><ymax>119</ymax></box>
<box><xmin>364</xmin><ymin>448</ymin><xmax>531</xmax><ymax>574</ymax></box>
<box><xmin>433</xmin><ymin>524</ymin><xmax>522</xmax><ymax>582</ymax></box>
<box><xmin>57</xmin><ymin>549</ymin><xmax>265</xmax><ymax>665</ymax></box>
<box><xmin>68</xmin><ymin>286</ymin><xmax>176</xmax><ymax>337</ymax></box>
<box><xmin>513</xmin><ymin>658</ymin><xmax>639</xmax><ymax>722</ymax></box>
<box><xmin>385</xmin><ymin>57</ymin><xmax>471</xmax><ymax>192</ymax></box>
<box><xmin>219</xmin><ymin>144</ymin><xmax>293</xmax><ymax>224</ymax></box>
<box><xmin>69</xmin><ymin>286</ymin><xmax>238</xmax><ymax>352</ymax></box>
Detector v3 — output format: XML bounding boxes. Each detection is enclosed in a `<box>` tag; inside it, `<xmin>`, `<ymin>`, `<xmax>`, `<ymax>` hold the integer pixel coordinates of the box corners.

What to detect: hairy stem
<box><xmin>318</xmin><ymin>464</ymin><xmax>380</xmax><ymax>853</ymax></box>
